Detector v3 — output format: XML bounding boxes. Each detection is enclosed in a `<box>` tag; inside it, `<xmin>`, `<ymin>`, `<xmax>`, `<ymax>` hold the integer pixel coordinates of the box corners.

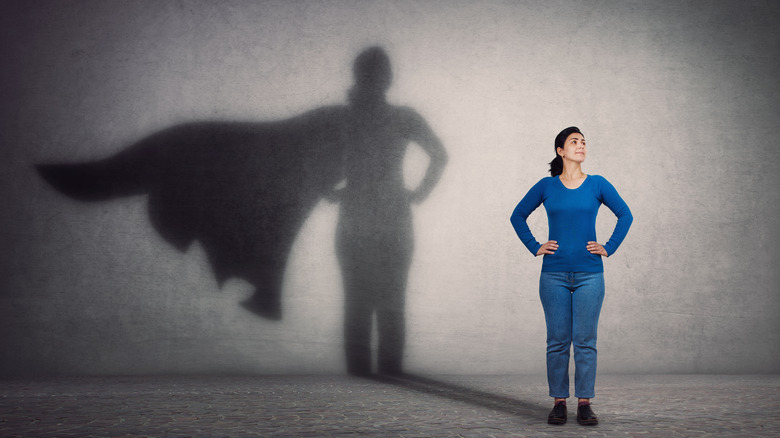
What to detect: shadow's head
<box><xmin>352</xmin><ymin>46</ymin><xmax>392</xmax><ymax>94</ymax></box>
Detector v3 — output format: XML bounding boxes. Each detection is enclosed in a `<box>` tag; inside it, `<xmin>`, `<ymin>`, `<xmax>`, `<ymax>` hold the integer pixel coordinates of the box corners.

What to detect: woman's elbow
<box><xmin>622</xmin><ymin>210</ymin><xmax>634</xmax><ymax>226</ymax></box>
<box><xmin>509</xmin><ymin>212</ymin><xmax>525</xmax><ymax>229</ymax></box>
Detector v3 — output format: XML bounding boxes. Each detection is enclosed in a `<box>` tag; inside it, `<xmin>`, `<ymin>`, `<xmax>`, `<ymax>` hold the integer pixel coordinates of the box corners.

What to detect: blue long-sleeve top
<box><xmin>510</xmin><ymin>175</ymin><xmax>633</xmax><ymax>272</ymax></box>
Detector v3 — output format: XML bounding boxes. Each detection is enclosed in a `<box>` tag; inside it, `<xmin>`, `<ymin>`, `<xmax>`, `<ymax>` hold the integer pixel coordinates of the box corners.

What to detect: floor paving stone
<box><xmin>0</xmin><ymin>374</ymin><xmax>778</xmax><ymax>437</ymax></box>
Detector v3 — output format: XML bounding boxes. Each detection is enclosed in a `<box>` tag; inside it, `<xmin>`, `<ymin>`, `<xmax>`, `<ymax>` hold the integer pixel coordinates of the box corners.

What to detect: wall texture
<box><xmin>2</xmin><ymin>0</ymin><xmax>779</xmax><ymax>376</ymax></box>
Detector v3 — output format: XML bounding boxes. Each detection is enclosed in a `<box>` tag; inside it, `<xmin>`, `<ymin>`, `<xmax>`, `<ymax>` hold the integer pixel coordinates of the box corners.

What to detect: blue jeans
<box><xmin>539</xmin><ymin>271</ymin><xmax>605</xmax><ymax>399</ymax></box>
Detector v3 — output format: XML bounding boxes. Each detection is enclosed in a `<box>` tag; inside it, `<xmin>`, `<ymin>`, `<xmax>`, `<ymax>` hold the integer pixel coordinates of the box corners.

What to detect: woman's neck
<box><xmin>559</xmin><ymin>161</ymin><xmax>585</xmax><ymax>180</ymax></box>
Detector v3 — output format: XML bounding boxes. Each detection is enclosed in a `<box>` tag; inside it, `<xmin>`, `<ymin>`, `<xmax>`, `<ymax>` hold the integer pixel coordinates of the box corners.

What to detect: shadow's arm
<box><xmin>323</xmin><ymin>178</ymin><xmax>347</xmax><ymax>203</ymax></box>
<box><xmin>407</xmin><ymin>113</ymin><xmax>448</xmax><ymax>204</ymax></box>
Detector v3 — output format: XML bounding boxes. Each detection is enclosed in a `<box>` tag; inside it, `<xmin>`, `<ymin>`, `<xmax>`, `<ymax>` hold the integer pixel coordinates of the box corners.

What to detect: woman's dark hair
<box><xmin>549</xmin><ymin>126</ymin><xmax>583</xmax><ymax>177</ymax></box>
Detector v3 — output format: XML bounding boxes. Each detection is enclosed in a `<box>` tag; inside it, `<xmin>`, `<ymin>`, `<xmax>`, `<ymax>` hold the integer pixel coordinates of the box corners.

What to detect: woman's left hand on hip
<box><xmin>587</xmin><ymin>241</ymin><xmax>608</xmax><ymax>257</ymax></box>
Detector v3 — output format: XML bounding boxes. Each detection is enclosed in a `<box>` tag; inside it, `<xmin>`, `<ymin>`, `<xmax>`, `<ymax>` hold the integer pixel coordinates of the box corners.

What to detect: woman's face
<box><xmin>557</xmin><ymin>132</ymin><xmax>586</xmax><ymax>163</ymax></box>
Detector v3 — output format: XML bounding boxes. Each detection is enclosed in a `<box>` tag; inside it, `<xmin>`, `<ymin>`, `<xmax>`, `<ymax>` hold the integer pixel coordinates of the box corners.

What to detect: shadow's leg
<box><xmin>377</xmin><ymin>291</ymin><xmax>406</xmax><ymax>375</ymax></box>
<box><xmin>344</xmin><ymin>296</ymin><xmax>373</xmax><ymax>376</ymax></box>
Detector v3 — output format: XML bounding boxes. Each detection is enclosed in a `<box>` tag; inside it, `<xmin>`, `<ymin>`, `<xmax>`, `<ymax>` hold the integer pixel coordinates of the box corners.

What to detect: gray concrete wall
<box><xmin>2</xmin><ymin>0</ymin><xmax>778</xmax><ymax>376</ymax></box>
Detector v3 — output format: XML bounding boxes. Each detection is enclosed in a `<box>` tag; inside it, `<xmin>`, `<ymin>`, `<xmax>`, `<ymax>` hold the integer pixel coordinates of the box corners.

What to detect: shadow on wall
<box><xmin>36</xmin><ymin>47</ymin><xmax>448</xmax><ymax>376</ymax></box>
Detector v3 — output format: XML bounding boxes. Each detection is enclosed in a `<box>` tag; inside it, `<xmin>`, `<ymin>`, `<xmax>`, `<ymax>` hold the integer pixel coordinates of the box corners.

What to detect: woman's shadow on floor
<box><xmin>365</xmin><ymin>373</ymin><xmax>549</xmax><ymax>419</ymax></box>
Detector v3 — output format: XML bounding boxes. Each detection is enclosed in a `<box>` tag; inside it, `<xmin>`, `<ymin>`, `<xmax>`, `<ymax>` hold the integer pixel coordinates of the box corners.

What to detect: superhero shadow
<box><xmin>36</xmin><ymin>47</ymin><xmax>447</xmax><ymax>376</ymax></box>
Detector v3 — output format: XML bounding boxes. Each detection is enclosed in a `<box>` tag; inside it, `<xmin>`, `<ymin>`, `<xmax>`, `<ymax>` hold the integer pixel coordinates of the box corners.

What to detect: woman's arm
<box><xmin>598</xmin><ymin>177</ymin><xmax>633</xmax><ymax>256</ymax></box>
<box><xmin>510</xmin><ymin>179</ymin><xmax>547</xmax><ymax>256</ymax></box>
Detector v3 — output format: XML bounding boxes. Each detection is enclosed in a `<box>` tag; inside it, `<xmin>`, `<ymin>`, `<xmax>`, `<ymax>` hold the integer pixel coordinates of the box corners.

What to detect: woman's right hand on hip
<box><xmin>536</xmin><ymin>240</ymin><xmax>558</xmax><ymax>256</ymax></box>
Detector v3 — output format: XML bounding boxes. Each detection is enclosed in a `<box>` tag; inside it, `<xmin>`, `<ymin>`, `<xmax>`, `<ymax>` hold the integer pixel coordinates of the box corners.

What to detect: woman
<box><xmin>510</xmin><ymin>126</ymin><xmax>632</xmax><ymax>425</ymax></box>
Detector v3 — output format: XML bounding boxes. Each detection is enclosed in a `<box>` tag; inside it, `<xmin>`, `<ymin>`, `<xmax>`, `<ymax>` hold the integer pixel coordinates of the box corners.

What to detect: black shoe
<box><xmin>577</xmin><ymin>403</ymin><xmax>598</xmax><ymax>425</ymax></box>
<box><xmin>547</xmin><ymin>402</ymin><xmax>567</xmax><ymax>425</ymax></box>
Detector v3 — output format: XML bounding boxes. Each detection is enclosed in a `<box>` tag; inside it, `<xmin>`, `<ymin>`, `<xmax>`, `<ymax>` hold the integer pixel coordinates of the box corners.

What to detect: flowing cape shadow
<box><xmin>36</xmin><ymin>106</ymin><xmax>349</xmax><ymax>320</ymax></box>
<box><xmin>366</xmin><ymin>373</ymin><xmax>549</xmax><ymax>418</ymax></box>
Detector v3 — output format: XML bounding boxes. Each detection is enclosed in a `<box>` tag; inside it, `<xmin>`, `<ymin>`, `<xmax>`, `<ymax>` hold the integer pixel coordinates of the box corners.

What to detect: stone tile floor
<box><xmin>1</xmin><ymin>374</ymin><xmax>778</xmax><ymax>437</ymax></box>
